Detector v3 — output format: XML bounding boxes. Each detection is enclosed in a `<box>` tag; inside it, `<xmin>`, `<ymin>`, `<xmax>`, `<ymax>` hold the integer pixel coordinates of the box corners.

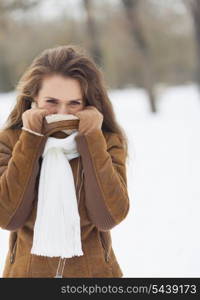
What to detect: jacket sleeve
<box><xmin>0</xmin><ymin>129</ymin><xmax>47</xmax><ymax>231</ymax></box>
<box><xmin>75</xmin><ymin>129</ymin><xmax>130</xmax><ymax>231</ymax></box>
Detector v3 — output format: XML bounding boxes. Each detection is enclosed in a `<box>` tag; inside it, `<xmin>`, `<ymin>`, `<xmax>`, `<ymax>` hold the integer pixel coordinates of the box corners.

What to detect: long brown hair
<box><xmin>3</xmin><ymin>44</ymin><xmax>129</xmax><ymax>160</ymax></box>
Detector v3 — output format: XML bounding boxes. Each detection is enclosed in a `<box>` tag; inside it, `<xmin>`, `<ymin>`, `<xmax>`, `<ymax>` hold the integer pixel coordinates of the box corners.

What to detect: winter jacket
<box><xmin>0</xmin><ymin>118</ymin><xmax>130</xmax><ymax>277</ymax></box>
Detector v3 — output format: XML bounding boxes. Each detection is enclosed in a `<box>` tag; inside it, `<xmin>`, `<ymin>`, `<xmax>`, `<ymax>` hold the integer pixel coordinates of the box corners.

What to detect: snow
<box><xmin>0</xmin><ymin>84</ymin><xmax>200</xmax><ymax>277</ymax></box>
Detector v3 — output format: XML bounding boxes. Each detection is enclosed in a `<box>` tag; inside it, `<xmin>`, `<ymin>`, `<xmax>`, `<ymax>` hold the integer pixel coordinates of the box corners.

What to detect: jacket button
<box><xmin>105</xmin><ymin>254</ymin><xmax>109</xmax><ymax>263</ymax></box>
<box><xmin>10</xmin><ymin>254</ymin><xmax>14</xmax><ymax>264</ymax></box>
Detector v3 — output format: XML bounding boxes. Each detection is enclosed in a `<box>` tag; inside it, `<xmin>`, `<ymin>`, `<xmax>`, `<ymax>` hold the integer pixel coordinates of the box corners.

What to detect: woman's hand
<box><xmin>22</xmin><ymin>106</ymin><xmax>56</xmax><ymax>134</ymax></box>
<box><xmin>73</xmin><ymin>106</ymin><xmax>103</xmax><ymax>134</ymax></box>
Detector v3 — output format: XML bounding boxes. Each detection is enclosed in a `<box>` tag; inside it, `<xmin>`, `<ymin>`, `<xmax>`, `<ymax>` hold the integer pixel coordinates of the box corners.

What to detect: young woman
<box><xmin>0</xmin><ymin>45</ymin><xmax>130</xmax><ymax>278</ymax></box>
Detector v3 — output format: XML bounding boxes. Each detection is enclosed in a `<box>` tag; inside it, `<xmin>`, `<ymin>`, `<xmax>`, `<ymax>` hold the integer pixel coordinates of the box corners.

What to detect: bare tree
<box><xmin>184</xmin><ymin>0</ymin><xmax>200</xmax><ymax>89</ymax></box>
<box><xmin>82</xmin><ymin>0</ymin><xmax>103</xmax><ymax>67</ymax></box>
<box><xmin>0</xmin><ymin>0</ymin><xmax>40</xmax><ymax>92</ymax></box>
<box><xmin>121</xmin><ymin>0</ymin><xmax>157</xmax><ymax>113</ymax></box>
<box><xmin>0</xmin><ymin>0</ymin><xmax>40</xmax><ymax>31</ymax></box>
<box><xmin>0</xmin><ymin>0</ymin><xmax>39</xmax><ymax>15</ymax></box>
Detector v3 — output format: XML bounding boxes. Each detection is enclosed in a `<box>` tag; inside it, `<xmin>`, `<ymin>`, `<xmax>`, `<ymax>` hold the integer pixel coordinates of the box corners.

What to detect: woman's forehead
<box><xmin>39</xmin><ymin>74</ymin><xmax>83</xmax><ymax>100</ymax></box>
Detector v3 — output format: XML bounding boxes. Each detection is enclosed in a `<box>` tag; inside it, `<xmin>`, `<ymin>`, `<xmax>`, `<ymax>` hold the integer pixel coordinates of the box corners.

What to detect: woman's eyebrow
<box><xmin>44</xmin><ymin>97</ymin><xmax>82</xmax><ymax>102</ymax></box>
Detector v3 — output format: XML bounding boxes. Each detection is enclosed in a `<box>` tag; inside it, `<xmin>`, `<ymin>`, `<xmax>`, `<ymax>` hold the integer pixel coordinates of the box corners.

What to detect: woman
<box><xmin>0</xmin><ymin>45</ymin><xmax>130</xmax><ymax>278</ymax></box>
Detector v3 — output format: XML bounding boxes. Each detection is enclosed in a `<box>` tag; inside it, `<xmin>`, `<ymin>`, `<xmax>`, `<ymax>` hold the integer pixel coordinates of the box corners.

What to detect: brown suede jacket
<box><xmin>0</xmin><ymin>118</ymin><xmax>130</xmax><ymax>277</ymax></box>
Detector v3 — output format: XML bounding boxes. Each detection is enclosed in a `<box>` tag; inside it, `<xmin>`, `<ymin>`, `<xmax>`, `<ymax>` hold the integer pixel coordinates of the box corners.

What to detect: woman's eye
<box><xmin>46</xmin><ymin>100</ymin><xmax>56</xmax><ymax>104</ymax></box>
<box><xmin>70</xmin><ymin>102</ymin><xmax>81</xmax><ymax>105</ymax></box>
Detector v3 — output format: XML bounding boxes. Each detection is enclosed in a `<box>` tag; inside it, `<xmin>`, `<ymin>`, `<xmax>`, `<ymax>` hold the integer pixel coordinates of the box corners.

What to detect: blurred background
<box><xmin>0</xmin><ymin>0</ymin><xmax>200</xmax><ymax>277</ymax></box>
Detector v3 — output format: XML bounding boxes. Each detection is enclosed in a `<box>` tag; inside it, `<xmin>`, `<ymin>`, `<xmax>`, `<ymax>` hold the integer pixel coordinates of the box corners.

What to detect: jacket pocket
<box><xmin>9</xmin><ymin>231</ymin><xmax>18</xmax><ymax>264</ymax></box>
<box><xmin>99</xmin><ymin>231</ymin><xmax>111</xmax><ymax>263</ymax></box>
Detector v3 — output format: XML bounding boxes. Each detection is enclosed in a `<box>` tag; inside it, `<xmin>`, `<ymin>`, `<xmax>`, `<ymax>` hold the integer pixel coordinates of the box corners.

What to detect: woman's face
<box><xmin>34</xmin><ymin>74</ymin><xmax>85</xmax><ymax>114</ymax></box>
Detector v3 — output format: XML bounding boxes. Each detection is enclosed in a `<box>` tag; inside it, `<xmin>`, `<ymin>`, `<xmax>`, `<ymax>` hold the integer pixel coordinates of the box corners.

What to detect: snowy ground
<box><xmin>0</xmin><ymin>84</ymin><xmax>200</xmax><ymax>277</ymax></box>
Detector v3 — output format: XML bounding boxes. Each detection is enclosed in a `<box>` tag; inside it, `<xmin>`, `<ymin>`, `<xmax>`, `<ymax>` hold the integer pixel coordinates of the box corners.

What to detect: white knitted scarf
<box><xmin>31</xmin><ymin>114</ymin><xmax>83</xmax><ymax>259</ymax></box>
